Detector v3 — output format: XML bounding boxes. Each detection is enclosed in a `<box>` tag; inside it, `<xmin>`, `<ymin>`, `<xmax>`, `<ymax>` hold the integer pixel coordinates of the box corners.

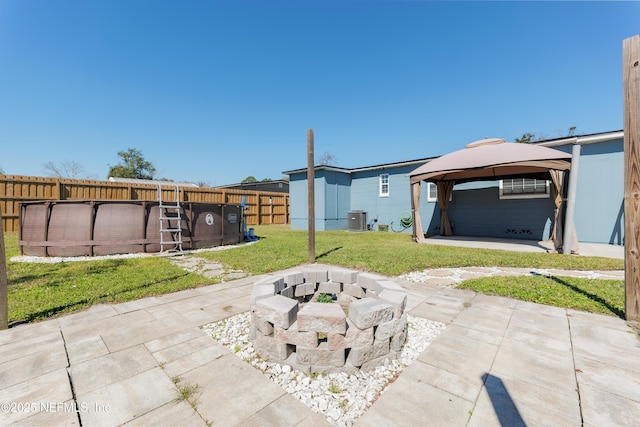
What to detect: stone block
<box><xmin>255</xmin><ymin>276</ymin><xmax>285</xmax><ymax>293</ymax></box>
<box><xmin>283</xmin><ymin>353</ymin><xmax>310</xmax><ymax>374</ymax></box>
<box><xmin>378</xmin><ymin>289</ymin><xmax>407</xmax><ymax>318</ymax></box>
<box><xmin>273</xmin><ymin>276</ymin><xmax>286</xmax><ymax>293</ymax></box>
<box><xmin>337</xmin><ymin>293</ymin><xmax>357</xmax><ymax>306</ymax></box>
<box><xmin>327</xmin><ymin>332</ymin><xmax>347</xmax><ymax>350</ymax></box>
<box><xmin>393</xmin><ymin>313</ymin><xmax>408</xmax><ymax>335</ymax></box>
<box><xmin>294</xmin><ymin>283</ymin><xmax>316</xmax><ymax>297</ymax></box>
<box><xmin>251</xmin><ymin>284</ymin><xmax>275</xmax><ymax>305</ymax></box>
<box><xmin>254</xmin><ymin>295</ymin><xmax>298</xmax><ymax>329</ymax></box>
<box><xmin>342</xmin><ymin>283</ymin><xmax>365</xmax><ymax>299</ymax></box>
<box><xmin>280</xmin><ymin>287</ymin><xmax>295</xmax><ymax>298</ymax></box>
<box><xmin>297</xmin><ymin>342</ymin><xmax>345</xmax><ymax>367</ymax></box>
<box><xmin>330</xmin><ymin>269</ymin><xmax>358</xmax><ymax>284</ymax></box>
<box><xmin>283</xmin><ymin>271</ymin><xmax>304</xmax><ymax>287</ymax></box>
<box><xmin>344</xmin><ymin>319</ymin><xmax>374</xmax><ymax>347</ymax></box>
<box><xmin>317</xmin><ymin>281</ymin><xmax>341</xmax><ymax>294</ymax></box>
<box><xmin>365</xmin><ymin>289</ymin><xmax>378</xmax><ymax>298</ymax></box>
<box><xmin>357</xmin><ymin>273</ymin><xmax>384</xmax><ymax>293</ymax></box>
<box><xmin>360</xmin><ymin>351</ymin><xmax>397</xmax><ymax>371</ymax></box>
<box><xmin>374</xmin><ymin>319</ymin><xmax>396</xmax><ymax>341</ymax></box>
<box><xmin>315</xmin><ymin>269</ymin><xmax>329</xmax><ymax>283</ymax></box>
<box><xmin>303</xmin><ymin>269</ymin><xmax>328</xmax><ymax>284</ymax></box>
<box><xmin>252</xmin><ymin>312</ymin><xmax>274</xmax><ymax>336</ymax></box>
<box><xmin>348</xmin><ymin>298</ymin><xmax>394</xmax><ymax>330</ymax></box>
<box><xmin>376</xmin><ymin>280</ymin><xmax>404</xmax><ymax>292</ymax></box>
<box><xmin>254</xmin><ymin>334</ymin><xmax>292</xmax><ymax>361</ymax></box>
<box><xmin>348</xmin><ymin>340</ymin><xmax>390</xmax><ymax>367</ymax></box>
<box><xmin>297</xmin><ymin>303</ymin><xmax>346</xmax><ymax>334</ymax></box>
<box><xmin>390</xmin><ymin>329</ymin><xmax>407</xmax><ymax>351</ymax></box>
<box><xmin>274</xmin><ymin>322</ymin><xmax>318</xmax><ymax>348</ymax></box>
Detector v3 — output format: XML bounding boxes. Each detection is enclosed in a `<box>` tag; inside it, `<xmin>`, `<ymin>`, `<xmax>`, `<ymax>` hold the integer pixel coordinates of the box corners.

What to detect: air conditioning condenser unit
<box><xmin>347</xmin><ymin>211</ymin><xmax>367</xmax><ymax>232</ymax></box>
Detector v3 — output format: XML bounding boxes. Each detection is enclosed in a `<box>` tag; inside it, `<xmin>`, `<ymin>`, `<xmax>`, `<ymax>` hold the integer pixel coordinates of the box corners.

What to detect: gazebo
<box><xmin>408</xmin><ymin>138</ymin><xmax>575</xmax><ymax>253</ymax></box>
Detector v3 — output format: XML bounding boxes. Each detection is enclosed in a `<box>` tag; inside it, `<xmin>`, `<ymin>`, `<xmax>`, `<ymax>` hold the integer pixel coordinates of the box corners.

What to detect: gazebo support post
<box><xmin>563</xmin><ymin>144</ymin><xmax>580</xmax><ymax>254</ymax></box>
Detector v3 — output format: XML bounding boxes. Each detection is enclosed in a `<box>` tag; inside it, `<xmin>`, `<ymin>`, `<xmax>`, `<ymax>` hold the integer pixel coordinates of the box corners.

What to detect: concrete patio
<box><xmin>0</xmin><ymin>262</ymin><xmax>638</xmax><ymax>426</ymax></box>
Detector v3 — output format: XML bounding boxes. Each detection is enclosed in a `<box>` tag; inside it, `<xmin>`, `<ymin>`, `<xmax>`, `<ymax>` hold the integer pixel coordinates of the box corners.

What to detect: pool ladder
<box><xmin>158</xmin><ymin>184</ymin><xmax>183</xmax><ymax>253</ymax></box>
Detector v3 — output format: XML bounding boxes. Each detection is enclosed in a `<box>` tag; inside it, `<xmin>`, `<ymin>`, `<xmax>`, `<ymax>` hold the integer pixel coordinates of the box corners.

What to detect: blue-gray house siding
<box><xmin>553</xmin><ymin>138</ymin><xmax>624</xmax><ymax>244</ymax></box>
<box><xmin>437</xmin><ymin>181</ymin><xmax>556</xmax><ymax>240</ymax></box>
<box><xmin>284</xmin><ymin>131</ymin><xmax>624</xmax><ymax>246</ymax></box>
<box><xmin>350</xmin><ymin>165</ymin><xmax>432</xmax><ymax>231</ymax></box>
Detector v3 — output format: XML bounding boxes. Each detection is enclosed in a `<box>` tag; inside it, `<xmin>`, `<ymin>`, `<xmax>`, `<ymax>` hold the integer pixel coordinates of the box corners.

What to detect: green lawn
<box><xmin>2</xmin><ymin>225</ymin><xmax>626</xmax><ymax>324</ymax></box>
<box><xmin>458</xmin><ymin>275</ymin><xmax>625</xmax><ymax>318</ymax></box>
<box><xmin>203</xmin><ymin>225</ymin><xmax>623</xmax><ymax>275</ymax></box>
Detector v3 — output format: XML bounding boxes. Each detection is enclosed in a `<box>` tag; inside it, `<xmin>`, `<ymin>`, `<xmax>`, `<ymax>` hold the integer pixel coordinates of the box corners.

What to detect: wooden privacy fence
<box><xmin>0</xmin><ymin>175</ymin><xmax>289</xmax><ymax>233</ymax></box>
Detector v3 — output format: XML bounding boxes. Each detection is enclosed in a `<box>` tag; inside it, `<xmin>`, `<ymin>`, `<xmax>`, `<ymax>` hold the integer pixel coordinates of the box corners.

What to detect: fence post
<box><xmin>0</xmin><ymin>205</ymin><xmax>8</xmax><ymax>329</ymax></box>
<box><xmin>257</xmin><ymin>195</ymin><xmax>262</xmax><ymax>225</ymax></box>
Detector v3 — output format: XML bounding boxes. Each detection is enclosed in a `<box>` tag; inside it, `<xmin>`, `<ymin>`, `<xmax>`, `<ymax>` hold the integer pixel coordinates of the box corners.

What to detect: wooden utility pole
<box><xmin>0</xmin><ymin>206</ymin><xmax>8</xmax><ymax>329</ymax></box>
<box><xmin>307</xmin><ymin>129</ymin><xmax>315</xmax><ymax>264</ymax></box>
<box><xmin>623</xmin><ymin>35</ymin><xmax>640</xmax><ymax>322</ymax></box>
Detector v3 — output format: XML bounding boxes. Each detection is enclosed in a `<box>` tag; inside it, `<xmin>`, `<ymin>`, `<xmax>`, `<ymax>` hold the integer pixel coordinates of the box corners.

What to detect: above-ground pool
<box><xmin>19</xmin><ymin>200</ymin><xmax>245</xmax><ymax>257</ymax></box>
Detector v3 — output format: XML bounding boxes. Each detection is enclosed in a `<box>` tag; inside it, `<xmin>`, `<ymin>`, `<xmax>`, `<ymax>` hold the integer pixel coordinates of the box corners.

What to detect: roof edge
<box><xmin>537</xmin><ymin>130</ymin><xmax>623</xmax><ymax>147</ymax></box>
<box><xmin>282</xmin><ymin>157</ymin><xmax>436</xmax><ymax>176</ymax></box>
<box><xmin>282</xmin><ymin>129</ymin><xmax>623</xmax><ymax>175</ymax></box>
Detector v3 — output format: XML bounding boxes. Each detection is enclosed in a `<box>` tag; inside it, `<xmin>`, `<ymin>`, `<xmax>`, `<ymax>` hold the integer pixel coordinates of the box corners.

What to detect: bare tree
<box><xmin>516</xmin><ymin>127</ymin><xmax>577</xmax><ymax>144</ymax></box>
<box><xmin>317</xmin><ymin>151</ymin><xmax>338</xmax><ymax>166</ymax></box>
<box><xmin>42</xmin><ymin>160</ymin><xmax>88</xmax><ymax>178</ymax></box>
<box><xmin>514</xmin><ymin>133</ymin><xmax>535</xmax><ymax>144</ymax></box>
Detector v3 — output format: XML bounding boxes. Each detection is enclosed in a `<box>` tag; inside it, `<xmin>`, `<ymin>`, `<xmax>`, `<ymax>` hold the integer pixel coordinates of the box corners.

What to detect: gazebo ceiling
<box><xmin>409</xmin><ymin>138</ymin><xmax>572</xmax><ymax>184</ymax></box>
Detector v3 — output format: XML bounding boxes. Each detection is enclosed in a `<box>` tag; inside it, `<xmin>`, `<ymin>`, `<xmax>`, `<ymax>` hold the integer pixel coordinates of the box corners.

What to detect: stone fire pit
<box><xmin>250</xmin><ymin>268</ymin><xmax>408</xmax><ymax>373</ymax></box>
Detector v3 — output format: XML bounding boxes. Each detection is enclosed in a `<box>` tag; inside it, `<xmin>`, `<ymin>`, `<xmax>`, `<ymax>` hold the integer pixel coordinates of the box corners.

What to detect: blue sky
<box><xmin>1</xmin><ymin>1</ymin><xmax>638</xmax><ymax>186</ymax></box>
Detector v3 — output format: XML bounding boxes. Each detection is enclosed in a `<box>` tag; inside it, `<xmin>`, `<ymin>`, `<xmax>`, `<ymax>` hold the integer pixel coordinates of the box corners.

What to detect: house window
<box><xmin>379</xmin><ymin>174</ymin><xmax>389</xmax><ymax>197</ymax></box>
<box><xmin>500</xmin><ymin>178</ymin><xmax>550</xmax><ymax>199</ymax></box>
<box><xmin>427</xmin><ymin>182</ymin><xmax>437</xmax><ymax>202</ymax></box>
<box><xmin>427</xmin><ymin>182</ymin><xmax>452</xmax><ymax>202</ymax></box>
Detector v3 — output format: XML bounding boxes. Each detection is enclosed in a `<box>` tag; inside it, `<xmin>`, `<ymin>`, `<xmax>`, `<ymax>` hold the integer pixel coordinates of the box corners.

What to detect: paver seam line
<box><xmin>60</xmin><ymin>329</ymin><xmax>83</xmax><ymax>426</ymax></box>
<box><xmin>464</xmin><ymin>293</ymin><xmax>514</xmax><ymax>427</ymax></box>
<box><xmin>567</xmin><ymin>313</ymin><xmax>586</xmax><ymax>426</ymax></box>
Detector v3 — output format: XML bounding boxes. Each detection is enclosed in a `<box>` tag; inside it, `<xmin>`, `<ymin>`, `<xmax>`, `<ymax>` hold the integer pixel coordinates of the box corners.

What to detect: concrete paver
<box><xmin>180</xmin><ymin>354</ymin><xmax>289</xmax><ymax>426</ymax></box>
<box><xmin>77</xmin><ymin>367</ymin><xmax>176</xmax><ymax>426</ymax></box>
<box><xmin>357</xmin><ymin>370</ymin><xmax>474</xmax><ymax>427</ymax></box>
<box><xmin>0</xmin><ymin>368</ymin><xmax>76</xmax><ymax>425</ymax></box>
<box><xmin>68</xmin><ymin>345</ymin><xmax>158</xmax><ymax>395</ymax></box>
<box><xmin>579</xmin><ymin>382</ymin><xmax>640</xmax><ymax>427</ymax></box>
<box><xmin>0</xmin><ymin>260</ymin><xmax>637</xmax><ymax>426</ymax></box>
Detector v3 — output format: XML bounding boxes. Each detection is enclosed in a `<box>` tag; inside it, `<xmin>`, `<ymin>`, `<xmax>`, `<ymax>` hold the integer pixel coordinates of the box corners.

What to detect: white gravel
<box><xmin>398</xmin><ymin>266</ymin><xmax>624</xmax><ymax>286</ymax></box>
<box><xmin>202</xmin><ymin>312</ymin><xmax>445</xmax><ymax>426</ymax></box>
<box><xmin>10</xmin><ymin>240</ymin><xmax>258</xmax><ymax>263</ymax></box>
<box><xmin>10</xmin><ymin>252</ymin><xmax>153</xmax><ymax>263</ymax></box>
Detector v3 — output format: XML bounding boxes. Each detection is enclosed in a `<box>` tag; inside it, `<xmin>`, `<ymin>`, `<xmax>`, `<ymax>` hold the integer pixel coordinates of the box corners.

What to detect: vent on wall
<box><xmin>348</xmin><ymin>211</ymin><xmax>367</xmax><ymax>232</ymax></box>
